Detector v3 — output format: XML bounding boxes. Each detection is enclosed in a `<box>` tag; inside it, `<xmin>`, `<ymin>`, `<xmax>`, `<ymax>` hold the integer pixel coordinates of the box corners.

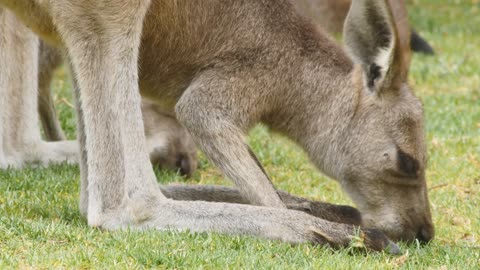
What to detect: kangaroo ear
<box><xmin>343</xmin><ymin>0</ymin><xmax>407</xmax><ymax>93</ymax></box>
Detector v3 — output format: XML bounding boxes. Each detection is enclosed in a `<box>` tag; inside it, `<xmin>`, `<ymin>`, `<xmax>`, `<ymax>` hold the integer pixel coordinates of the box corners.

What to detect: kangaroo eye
<box><xmin>396</xmin><ymin>147</ymin><xmax>419</xmax><ymax>178</ymax></box>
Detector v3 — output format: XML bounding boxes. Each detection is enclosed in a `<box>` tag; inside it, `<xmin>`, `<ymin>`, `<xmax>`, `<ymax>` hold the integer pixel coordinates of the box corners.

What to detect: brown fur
<box><xmin>293</xmin><ymin>0</ymin><xmax>351</xmax><ymax>33</ymax></box>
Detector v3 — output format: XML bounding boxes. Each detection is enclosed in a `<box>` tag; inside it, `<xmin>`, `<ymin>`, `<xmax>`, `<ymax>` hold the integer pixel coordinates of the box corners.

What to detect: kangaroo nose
<box><xmin>416</xmin><ymin>223</ymin><xmax>434</xmax><ymax>243</ymax></box>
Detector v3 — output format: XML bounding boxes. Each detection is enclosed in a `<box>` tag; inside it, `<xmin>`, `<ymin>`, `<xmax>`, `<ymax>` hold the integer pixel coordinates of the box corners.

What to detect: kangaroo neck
<box><xmin>268</xmin><ymin>62</ymin><xmax>360</xmax><ymax>181</ymax></box>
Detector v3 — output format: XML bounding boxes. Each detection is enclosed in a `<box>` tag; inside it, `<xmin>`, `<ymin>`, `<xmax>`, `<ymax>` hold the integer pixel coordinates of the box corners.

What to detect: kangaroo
<box><xmin>0</xmin><ymin>0</ymin><xmax>434</xmax><ymax>252</ymax></box>
<box><xmin>293</xmin><ymin>0</ymin><xmax>435</xmax><ymax>54</ymax></box>
<box><xmin>37</xmin><ymin>42</ymin><xmax>198</xmax><ymax>176</ymax></box>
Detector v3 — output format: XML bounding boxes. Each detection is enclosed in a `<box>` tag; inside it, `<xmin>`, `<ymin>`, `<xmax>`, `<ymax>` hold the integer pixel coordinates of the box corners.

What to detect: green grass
<box><xmin>1</xmin><ymin>0</ymin><xmax>479</xmax><ymax>268</ymax></box>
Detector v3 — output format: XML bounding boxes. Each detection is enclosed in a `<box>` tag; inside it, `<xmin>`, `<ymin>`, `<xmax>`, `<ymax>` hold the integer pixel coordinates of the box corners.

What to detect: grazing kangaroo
<box><xmin>0</xmin><ymin>0</ymin><xmax>434</xmax><ymax>252</ymax></box>
<box><xmin>37</xmin><ymin>42</ymin><xmax>198</xmax><ymax>176</ymax></box>
<box><xmin>293</xmin><ymin>0</ymin><xmax>435</xmax><ymax>54</ymax></box>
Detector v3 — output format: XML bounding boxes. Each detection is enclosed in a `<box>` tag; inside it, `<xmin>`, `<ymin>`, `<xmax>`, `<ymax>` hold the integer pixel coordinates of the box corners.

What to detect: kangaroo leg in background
<box><xmin>0</xmin><ymin>8</ymin><xmax>77</xmax><ymax>169</ymax></box>
<box><xmin>38</xmin><ymin>40</ymin><xmax>67</xmax><ymax>141</ymax></box>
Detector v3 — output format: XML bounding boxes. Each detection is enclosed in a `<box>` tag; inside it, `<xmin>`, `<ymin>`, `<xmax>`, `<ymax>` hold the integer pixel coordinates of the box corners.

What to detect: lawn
<box><xmin>1</xmin><ymin>0</ymin><xmax>479</xmax><ymax>269</ymax></box>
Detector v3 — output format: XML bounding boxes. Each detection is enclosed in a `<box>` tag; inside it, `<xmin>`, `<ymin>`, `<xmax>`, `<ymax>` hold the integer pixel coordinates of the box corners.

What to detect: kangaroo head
<box><xmin>337</xmin><ymin>0</ymin><xmax>433</xmax><ymax>242</ymax></box>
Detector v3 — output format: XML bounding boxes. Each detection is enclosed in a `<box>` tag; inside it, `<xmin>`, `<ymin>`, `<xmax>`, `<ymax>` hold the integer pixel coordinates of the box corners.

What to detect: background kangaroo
<box><xmin>293</xmin><ymin>0</ymin><xmax>435</xmax><ymax>54</ymax></box>
<box><xmin>0</xmin><ymin>0</ymin><xmax>433</xmax><ymax>252</ymax></box>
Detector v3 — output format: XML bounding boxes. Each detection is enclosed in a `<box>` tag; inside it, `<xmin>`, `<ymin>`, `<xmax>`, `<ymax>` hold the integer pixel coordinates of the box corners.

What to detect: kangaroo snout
<box><xmin>360</xmin><ymin>201</ymin><xmax>434</xmax><ymax>244</ymax></box>
<box><xmin>416</xmin><ymin>223</ymin><xmax>435</xmax><ymax>243</ymax></box>
<box><xmin>396</xmin><ymin>218</ymin><xmax>434</xmax><ymax>243</ymax></box>
<box><xmin>406</xmin><ymin>206</ymin><xmax>435</xmax><ymax>243</ymax></box>
<box><xmin>410</xmin><ymin>208</ymin><xmax>435</xmax><ymax>243</ymax></box>
<box><xmin>364</xmin><ymin>218</ymin><xmax>434</xmax><ymax>244</ymax></box>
